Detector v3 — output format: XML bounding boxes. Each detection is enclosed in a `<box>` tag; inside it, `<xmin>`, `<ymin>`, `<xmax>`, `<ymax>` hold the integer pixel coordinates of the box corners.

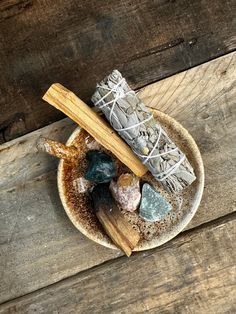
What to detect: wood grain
<box><xmin>0</xmin><ymin>171</ymin><xmax>123</xmax><ymax>304</ymax></box>
<box><xmin>0</xmin><ymin>118</ymin><xmax>76</xmax><ymax>190</ymax></box>
<box><xmin>43</xmin><ymin>83</ymin><xmax>147</xmax><ymax>176</ymax></box>
<box><xmin>0</xmin><ymin>0</ymin><xmax>236</xmax><ymax>141</ymax></box>
<box><xmin>36</xmin><ymin>137</ymin><xmax>80</xmax><ymax>163</ymax></box>
<box><xmin>93</xmin><ymin>185</ymin><xmax>140</xmax><ymax>257</ymax></box>
<box><xmin>1</xmin><ymin>215</ymin><xmax>235</xmax><ymax>313</ymax></box>
<box><xmin>139</xmin><ymin>52</ymin><xmax>236</xmax><ymax>230</ymax></box>
<box><xmin>0</xmin><ymin>52</ymin><xmax>235</xmax><ymax>303</ymax></box>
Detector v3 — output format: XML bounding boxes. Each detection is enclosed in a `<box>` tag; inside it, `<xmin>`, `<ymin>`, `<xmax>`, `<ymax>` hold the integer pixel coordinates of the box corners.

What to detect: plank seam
<box><xmin>1</xmin><ymin>210</ymin><xmax>235</xmax><ymax>306</ymax></box>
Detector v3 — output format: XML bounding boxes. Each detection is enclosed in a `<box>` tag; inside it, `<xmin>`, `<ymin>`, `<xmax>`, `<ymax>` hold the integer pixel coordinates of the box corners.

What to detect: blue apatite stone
<box><xmin>139</xmin><ymin>183</ymin><xmax>172</xmax><ymax>222</ymax></box>
<box><xmin>84</xmin><ymin>150</ymin><xmax>116</xmax><ymax>184</ymax></box>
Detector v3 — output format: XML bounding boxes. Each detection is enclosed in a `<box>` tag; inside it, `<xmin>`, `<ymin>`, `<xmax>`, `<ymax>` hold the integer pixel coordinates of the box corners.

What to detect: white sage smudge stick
<box><xmin>91</xmin><ymin>70</ymin><xmax>196</xmax><ymax>193</ymax></box>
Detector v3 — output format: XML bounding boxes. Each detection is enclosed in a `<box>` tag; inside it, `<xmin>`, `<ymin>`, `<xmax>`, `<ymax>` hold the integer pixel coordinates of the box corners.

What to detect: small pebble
<box><xmin>73</xmin><ymin>177</ymin><xmax>92</xmax><ymax>193</ymax></box>
<box><xmin>142</xmin><ymin>146</ymin><xmax>149</xmax><ymax>155</ymax></box>
<box><xmin>85</xmin><ymin>137</ymin><xmax>101</xmax><ymax>150</ymax></box>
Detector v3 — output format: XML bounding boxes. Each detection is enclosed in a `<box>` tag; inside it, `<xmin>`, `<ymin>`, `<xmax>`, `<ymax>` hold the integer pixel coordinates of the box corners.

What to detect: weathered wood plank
<box><xmin>0</xmin><ymin>0</ymin><xmax>236</xmax><ymax>141</ymax></box>
<box><xmin>0</xmin><ymin>118</ymin><xmax>76</xmax><ymax>190</ymax></box>
<box><xmin>1</xmin><ymin>215</ymin><xmax>235</xmax><ymax>313</ymax></box>
<box><xmin>139</xmin><ymin>52</ymin><xmax>236</xmax><ymax>229</ymax></box>
<box><xmin>0</xmin><ymin>171</ymin><xmax>123</xmax><ymax>304</ymax></box>
<box><xmin>0</xmin><ymin>52</ymin><xmax>235</xmax><ymax>303</ymax></box>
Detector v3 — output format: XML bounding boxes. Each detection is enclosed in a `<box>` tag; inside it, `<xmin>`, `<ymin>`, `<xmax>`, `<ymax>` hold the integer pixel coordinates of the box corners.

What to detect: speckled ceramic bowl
<box><xmin>58</xmin><ymin>109</ymin><xmax>204</xmax><ymax>251</ymax></box>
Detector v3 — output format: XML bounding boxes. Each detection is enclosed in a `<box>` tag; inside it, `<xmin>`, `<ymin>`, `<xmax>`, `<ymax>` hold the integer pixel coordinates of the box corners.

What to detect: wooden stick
<box><xmin>36</xmin><ymin>137</ymin><xmax>79</xmax><ymax>163</ymax></box>
<box><xmin>91</xmin><ymin>184</ymin><xmax>140</xmax><ymax>256</ymax></box>
<box><xmin>43</xmin><ymin>83</ymin><xmax>147</xmax><ymax>177</ymax></box>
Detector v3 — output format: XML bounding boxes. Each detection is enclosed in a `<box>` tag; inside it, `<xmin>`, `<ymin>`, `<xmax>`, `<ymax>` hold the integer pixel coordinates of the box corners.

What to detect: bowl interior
<box><xmin>58</xmin><ymin>109</ymin><xmax>204</xmax><ymax>251</ymax></box>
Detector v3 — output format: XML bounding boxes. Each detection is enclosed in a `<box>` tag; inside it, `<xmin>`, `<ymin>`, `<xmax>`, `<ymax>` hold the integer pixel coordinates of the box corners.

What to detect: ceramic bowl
<box><xmin>58</xmin><ymin>109</ymin><xmax>204</xmax><ymax>251</ymax></box>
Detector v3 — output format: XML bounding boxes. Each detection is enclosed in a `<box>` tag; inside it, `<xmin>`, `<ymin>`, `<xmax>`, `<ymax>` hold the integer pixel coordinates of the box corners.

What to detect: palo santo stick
<box><xmin>91</xmin><ymin>184</ymin><xmax>140</xmax><ymax>256</ymax></box>
<box><xmin>43</xmin><ymin>83</ymin><xmax>147</xmax><ymax>177</ymax></box>
<box><xmin>36</xmin><ymin>137</ymin><xmax>79</xmax><ymax>163</ymax></box>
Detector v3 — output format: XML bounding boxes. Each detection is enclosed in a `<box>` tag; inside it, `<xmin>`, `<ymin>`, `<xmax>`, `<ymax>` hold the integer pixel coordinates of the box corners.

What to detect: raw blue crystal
<box><xmin>139</xmin><ymin>183</ymin><xmax>172</xmax><ymax>222</ymax></box>
<box><xmin>84</xmin><ymin>150</ymin><xmax>116</xmax><ymax>183</ymax></box>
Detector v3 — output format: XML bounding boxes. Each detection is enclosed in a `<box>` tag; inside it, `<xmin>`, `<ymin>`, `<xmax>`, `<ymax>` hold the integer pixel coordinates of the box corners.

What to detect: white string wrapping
<box><xmin>92</xmin><ymin>70</ymin><xmax>196</xmax><ymax>193</ymax></box>
<box><xmin>95</xmin><ymin>79</ymin><xmax>184</xmax><ymax>182</ymax></box>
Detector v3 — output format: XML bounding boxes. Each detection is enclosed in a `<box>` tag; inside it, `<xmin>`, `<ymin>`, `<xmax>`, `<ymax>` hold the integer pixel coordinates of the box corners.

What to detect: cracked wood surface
<box><xmin>0</xmin><ymin>0</ymin><xmax>236</xmax><ymax>141</ymax></box>
<box><xmin>0</xmin><ymin>52</ymin><xmax>236</xmax><ymax>310</ymax></box>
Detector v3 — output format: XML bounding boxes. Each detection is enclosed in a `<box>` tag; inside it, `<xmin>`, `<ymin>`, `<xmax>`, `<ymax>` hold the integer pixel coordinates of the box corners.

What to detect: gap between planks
<box><xmin>1</xmin><ymin>210</ymin><xmax>235</xmax><ymax>305</ymax></box>
<box><xmin>0</xmin><ymin>0</ymin><xmax>236</xmax><ymax>141</ymax></box>
<box><xmin>0</xmin><ymin>212</ymin><xmax>235</xmax><ymax>313</ymax></box>
<box><xmin>0</xmin><ymin>51</ymin><xmax>235</xmax><ymax>304</ymax></box>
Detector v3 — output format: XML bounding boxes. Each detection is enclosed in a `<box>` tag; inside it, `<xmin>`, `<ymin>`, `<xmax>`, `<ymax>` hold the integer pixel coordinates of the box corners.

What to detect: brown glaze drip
<box><xmin>62</xmin><ymin>126</ymin><xmax>197</xmax><ymax>247</ymax></box>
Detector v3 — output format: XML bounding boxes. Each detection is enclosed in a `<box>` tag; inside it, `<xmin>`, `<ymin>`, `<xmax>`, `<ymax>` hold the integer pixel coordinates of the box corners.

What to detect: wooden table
<box><xmin>0</xmin><ymin>1</ymin><xmax>236</xmax><ymax>313</ymax></box>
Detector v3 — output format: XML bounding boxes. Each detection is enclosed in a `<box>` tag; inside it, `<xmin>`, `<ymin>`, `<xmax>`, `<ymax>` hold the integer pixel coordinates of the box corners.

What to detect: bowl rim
<box><xmin>57</xmin><ymin>109</ymin><xmax>204</xmax><ymax>251</ymax></box>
